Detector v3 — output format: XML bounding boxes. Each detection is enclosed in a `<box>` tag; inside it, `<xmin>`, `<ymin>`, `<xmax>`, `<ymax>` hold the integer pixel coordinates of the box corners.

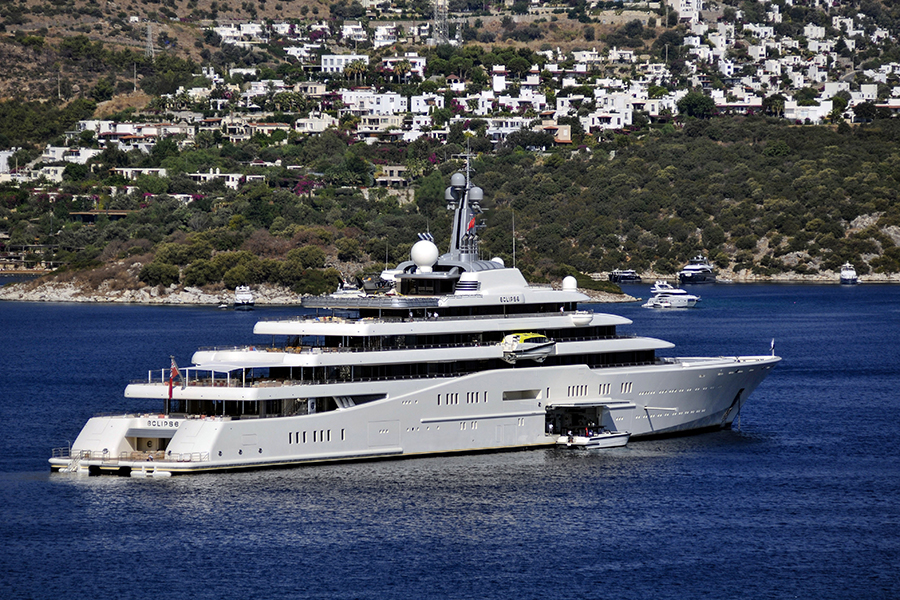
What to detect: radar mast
<box><xmin>445</xmin><ymin>155</ymin><xmax>484</xmax><ymax>263</ymax></box>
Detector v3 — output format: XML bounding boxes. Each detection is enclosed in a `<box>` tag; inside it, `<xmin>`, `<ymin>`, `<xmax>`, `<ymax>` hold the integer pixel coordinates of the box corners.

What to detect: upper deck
<box><xmin>252</xmin><ymin>309</ymin><xmax>631</xmax><ymax>337</ymax></box>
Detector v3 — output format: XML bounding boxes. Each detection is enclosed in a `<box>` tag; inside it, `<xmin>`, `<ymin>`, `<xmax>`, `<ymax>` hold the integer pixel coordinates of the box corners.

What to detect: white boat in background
<box><xmin>644</xmin><ymin>281</ymin><xmax>700</xmax><ymax>308</ymax></box>
<box><xmin>50</xmin><ymin>161</ymin><xmax>779</xmax><ymax>476</ymax></box>
<box><xmin>678</xmin><ymin>255</ymin><xmax>717</xmax><ymax>284</ymax></box>
<box><xmin>840</xmin><ymin>262</ymin><xmax>858</xmax><ymax>285</ymax></box>
<box><xmin>234</xmin><ymin>285</ymin><xmax>254</xmax><ymax>309</ymax></box>
<box><xmin>558</xmin><ymin>430</ymin><xmax>631</xmax><ymax>449</ymax></box>
<box><xmin>608</xmin><ymin>269</ymin><xmax>642</xmax><ymax>283</ymax></box>
<box><xmin>643</xmin><ymin>292</ymin><xmax>700</xmax><ymax>309</ymax></box>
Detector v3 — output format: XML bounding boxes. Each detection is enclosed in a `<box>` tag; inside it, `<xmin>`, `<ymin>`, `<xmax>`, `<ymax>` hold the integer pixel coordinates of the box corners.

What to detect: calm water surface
<box><xmin>1</xmin><ymin>283</ymin><xmax>898</xmax><ymax>599</ymax></box>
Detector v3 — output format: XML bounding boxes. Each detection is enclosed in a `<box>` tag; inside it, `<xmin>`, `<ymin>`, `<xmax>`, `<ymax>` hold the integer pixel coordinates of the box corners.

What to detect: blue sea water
<box><xmin>1</xmin><ymin>283</ymin><xmax>899</xmax><ymax>600</ymax></box>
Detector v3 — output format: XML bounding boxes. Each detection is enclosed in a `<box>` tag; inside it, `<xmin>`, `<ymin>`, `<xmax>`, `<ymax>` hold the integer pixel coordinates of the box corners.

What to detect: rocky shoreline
<box><xmin>3</xmin><ymin>269</ymin><xmax>898</xmax><ymax>305</ymax></box>
<box><xmin>0</xmin><ymin>280</ymin><xmax>303</xmax><ymax>305</ymax></box>
<box><xmin>0</xmin><ymin>279</ymin><xmax>638</xmax><ymax>305</ymax></box>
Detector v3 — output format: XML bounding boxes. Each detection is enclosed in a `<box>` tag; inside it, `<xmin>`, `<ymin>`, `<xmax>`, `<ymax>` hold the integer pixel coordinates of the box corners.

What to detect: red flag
<box><xmin>467</xmin><ymin>216</ymin><xmax>476</xmax><ymax>230</ymax></box>
<box><xmin>168</xmin><ymin>356</ymin><xmax>183</xmax><ymax>400</ymax></box>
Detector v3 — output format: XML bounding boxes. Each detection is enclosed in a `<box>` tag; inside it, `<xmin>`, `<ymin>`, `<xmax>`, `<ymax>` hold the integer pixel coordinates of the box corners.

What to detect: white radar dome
<box><xmin>411</xmin><ymin>240</ymin><xmax>439</xmax><ymax>273</ymax></box>
<box><xmin>562</xmin><ymin>276</ymin><xmax>578</xmax><ymax>292</ymax></box>
<box><xmin>491</xmin><ymin>257</ymin><xmax>505</xmax><ymax>267</ymax></box>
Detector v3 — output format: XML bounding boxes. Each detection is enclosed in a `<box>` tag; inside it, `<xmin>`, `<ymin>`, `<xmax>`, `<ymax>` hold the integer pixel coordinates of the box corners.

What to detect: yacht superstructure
<box><xmin>50</xmin><ymin>168</ymin><xmax>780</xmax><ymax>476</ymax></box>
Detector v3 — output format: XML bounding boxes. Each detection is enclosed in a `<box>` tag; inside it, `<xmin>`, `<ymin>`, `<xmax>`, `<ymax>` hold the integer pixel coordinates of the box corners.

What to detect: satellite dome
<box><xmin>411</xmin><ymin>240</ymin><xmax>439</xmax><ymax>273</ymax></box>
<box><xmin>562</xmin><ymin>276</ymin><xmax>578</xmax><ymax>292</ymax></box>
<box><xmin>450</xmin><ymin>172</ymin><xmax>466</xmax><ymax>188</ymax></box>
<box><xmin>491</xmin><ymin>257</ymin><xmax>505</xmax><ymax>267</ymax></box>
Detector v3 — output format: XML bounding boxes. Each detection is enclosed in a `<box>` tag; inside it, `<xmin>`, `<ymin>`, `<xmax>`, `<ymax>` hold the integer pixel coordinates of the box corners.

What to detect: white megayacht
<box><xmin>50</xmin><ymin>165</ymin><xmax>780</xmax><ymax>476</ymax></box>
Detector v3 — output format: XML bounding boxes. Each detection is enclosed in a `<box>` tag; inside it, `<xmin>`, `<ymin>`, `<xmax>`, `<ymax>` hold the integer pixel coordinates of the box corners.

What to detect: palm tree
<box><xmin>343</xmin><ymin>59</ymin><xmax>368</xmax><ymax>86</ymax></box>
<box><xmin>393</xmin><ymin>59</ymin><xmax>412</xmax><ymax>84</ymax></box>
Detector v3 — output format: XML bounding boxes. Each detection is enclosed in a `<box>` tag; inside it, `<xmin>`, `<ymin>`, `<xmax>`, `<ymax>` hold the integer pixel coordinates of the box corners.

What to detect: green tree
<box><xmin>854</xmin><ymin>102</ymin><xmax>876</xmax><ymax>122</ymax></box>
<box><xmin>139</xmin><ymin>262</ymin><xmax>180</xmax><ymax>286</ymax></box>
<box><xmin>286</xmin><ymin>245</ymin><xmax>326</xmax><ymax>268</ymax></box>
<box><xmin>336</xmin><ymin>237</ymin><xmax>363</xmax><ymax>261</ymax></box>
<box><xmin>677</xmin><ymin>92</ymin><xmax>716</xmax><ymax>119</ymax></box>
<box><xmin>182</xmin><ymin>259</ymin><xmax>222</xmax><ymax>286</ymax></box>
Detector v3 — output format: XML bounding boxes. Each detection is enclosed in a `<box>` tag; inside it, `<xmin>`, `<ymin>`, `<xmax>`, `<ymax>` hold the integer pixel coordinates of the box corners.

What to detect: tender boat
<box><xmin>50</xmin><ymin>162</ymin><xmax>780</xmax><ymax>476</ymax></box>
<box><xmin>558</xmin><ymin>429</ymin><xmax>631</xmax><ymax>449</ymax></box>
<box><xmin>840</xmin><ymin>262</ymin><xmax>858</xmax><ymax>285</ymax></box>
<box><xmin>608</xmin><ymin>269</ymin><xmax>641</xmax><ymax>283</ymax></box>
<box><xmin>500</xmin><ymin>333</ymin><xmax>556</xmax><ymax>364</ymax></box>
<box><xmin>234</xmin><ymin>285</ymin><xmax>254</xmax><ymax>309</ymax></box>
<box><xmin>331</xmin><ymin>278</ymin><xmax>366</xmax><ymax>298</ymax></box>
<box><xmin>678</xmin><ymin>255</ymin><xmax>716</xmax><ymax>284</ymax></box>
<box><xmin>642</xmin><ymin>296</ymin><xmax>673</xmax><ymax>309</ymax></box>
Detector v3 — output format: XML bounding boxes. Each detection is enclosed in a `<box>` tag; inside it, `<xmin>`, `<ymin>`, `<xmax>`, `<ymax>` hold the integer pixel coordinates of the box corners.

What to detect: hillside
<box><xmin>0</xmin><ymin>0</ymin><xmax>327</xmax><ymax>100</ymax></box>
<box><xmin>4</xmin><ymin>1</ymin><xmax>900</xmax><ymax>300</ymax></box>
<box><xmin>4</xmin><ymin>115</ymin><xmax>900</xmax><ymax>305</ymax></box>
<box><xmin>0</xmin><ymin>0</ymin><xmax>666</xmax><ymax>102</ymax></box>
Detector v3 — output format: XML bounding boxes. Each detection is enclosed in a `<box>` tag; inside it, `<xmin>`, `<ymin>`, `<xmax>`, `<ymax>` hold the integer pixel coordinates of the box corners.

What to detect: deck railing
<box><xmin>254</xmin><ymin>307</ymin><xmax>582</xmax><ymax>326</ymax></box>
<box><xmin>51</xmin><ymin>447</ymin><xmax>210</xmax><ymax>464</ymax></box>
<box><xmin>195</xmin><ymin>332</ymin><xmax>633</xmax><ymax>355</ymax></box>
<box><xmin>130</xmin><ymin>358</ymin><xmax>663</xmax><ymax>389</ymax></box>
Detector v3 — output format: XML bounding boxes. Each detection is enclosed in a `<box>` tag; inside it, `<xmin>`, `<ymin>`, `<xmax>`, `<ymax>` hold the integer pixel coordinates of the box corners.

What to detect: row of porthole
<box><xmin>636</xmin><ymin>409</ymin><xmax>706</xmax><ymax>419</ymax></box>
<box><xmin>640</xmin><ymin>387</ymin><xmax>710</xmax><ymax>395</ymax></box>
<box><xmin>217</xmin><ymin>449</ymin><xmax>263</xmax><ymax>457</ymax></box>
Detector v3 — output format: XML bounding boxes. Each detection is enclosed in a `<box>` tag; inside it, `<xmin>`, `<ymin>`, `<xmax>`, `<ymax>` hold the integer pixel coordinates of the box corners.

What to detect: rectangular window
<box><xmin>503</xmin><ymin>389</ymin><xmax>540</xmax><ymax>401</ymax></box>
<box><xmin>302</xmin><ymin>431</ymin><xmax>307</xmax><ymax>444</ymax></box>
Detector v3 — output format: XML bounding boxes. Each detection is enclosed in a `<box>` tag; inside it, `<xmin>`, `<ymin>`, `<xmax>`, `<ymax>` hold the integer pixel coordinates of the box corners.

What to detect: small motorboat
<box><xmin>642</xmin><ymin>296</ymin><xmax>674</xmax><ymax>309</ymax></box>
<box><xmin>500</xmin><ymin>333</ymin><xmax>555</xmax><ymax>364</ymax></box>
<box><xmin>558</xmin><ymin>430</ymin><xmax>631</xmax><ymax>449</ymax></box>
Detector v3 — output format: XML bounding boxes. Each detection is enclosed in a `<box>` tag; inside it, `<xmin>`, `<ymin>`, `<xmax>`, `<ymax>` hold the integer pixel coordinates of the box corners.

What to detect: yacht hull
<box><xmin>51</xmin><ymin>355</ymin><xmax>779</xmax><ymax>475</ymax></box>
<box><xmin>678</xmin><ymin>273</ymin><xmax>716</xmax><ymax>284</ymax></box>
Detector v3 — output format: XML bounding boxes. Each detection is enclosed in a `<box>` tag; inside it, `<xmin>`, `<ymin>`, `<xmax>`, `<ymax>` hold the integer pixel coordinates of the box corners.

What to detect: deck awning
<box><xmin>184</xmin><ymin>361</ymin><xmax>287</xmax><ymax>373</ymax></box>
<box><xmin>125</xmin><ymin>428</ymin><xmax>178</xmax><ymax>439</ymax></box>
